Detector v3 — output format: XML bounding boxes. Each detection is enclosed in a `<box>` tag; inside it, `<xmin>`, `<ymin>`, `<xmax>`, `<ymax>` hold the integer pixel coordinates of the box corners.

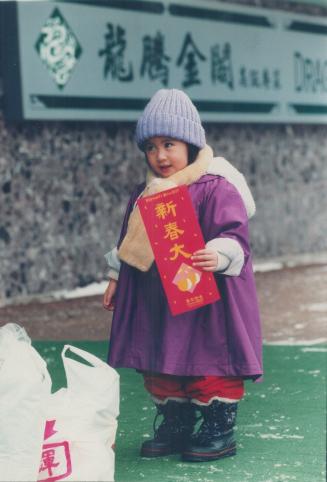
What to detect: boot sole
<box><xmin>181</xmin><ymin>444</ymin><xmax>236</xmax><ymax>463</ymax></box>
<box><xmin>140</xmin><ymin>446</ymin><xmax>179</xmax><ymax>458</ymax></box>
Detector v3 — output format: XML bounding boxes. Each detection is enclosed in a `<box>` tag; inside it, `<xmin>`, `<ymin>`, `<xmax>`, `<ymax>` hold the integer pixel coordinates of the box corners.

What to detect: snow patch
<box><xmin>294</xmin><ymin>323</ymin><xmax>305</xmax><ymax>330</ymax></box>
<box><xmin>308</xmin><ymin>370</ymin><xmax>321</xmax><ymax>376</ymax></box>
<box><xmin>254</xmin><ymin>251</ymin><xmax>327</xmax><ymax>272</ymax></box>
<box><xmin>244</xmin><ymin>423</ymin><xmax>263</xmax><ymax>428</ymax></box>
<box><xmin>52</xmin><ymin>281</ymin><xmax>109</xmax><ymax>300</ymax></box>
<box><xmin>259</xmin><ymin>433</ymin><xmax>304</xmax><ymax>440</ymax></box>
<box><xmin>300</xmin><ymin>302</ymin><xmax>327</xmax><ymax>312</ymax></box>
<box><xmin>0</xmin><ymin>281</ymin><xmax>109</xmax><ymax>307</ymax></box>
<box><xmin>253</xmin><ymin>261</ymin><xmax>283</xmax><ymax>272</ymax></box>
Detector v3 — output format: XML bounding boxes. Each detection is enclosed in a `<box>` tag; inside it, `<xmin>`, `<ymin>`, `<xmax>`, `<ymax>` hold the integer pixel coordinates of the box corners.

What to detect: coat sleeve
<box><xmin>104</xmin><ymin>184</ymin><xmax>145</xmax><ymax>278</ymax></box>
<box><xmin>200</xmin><ymin>177</ymin><xmax>251</xmax><ymax>277</ymax></box>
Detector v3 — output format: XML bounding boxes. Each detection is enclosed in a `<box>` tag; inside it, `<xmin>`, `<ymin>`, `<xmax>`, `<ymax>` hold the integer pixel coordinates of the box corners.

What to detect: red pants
<box><xmin>143</xmin><ymin>373</ymin><xmax>245</xmax><ymax>405</ymax></box>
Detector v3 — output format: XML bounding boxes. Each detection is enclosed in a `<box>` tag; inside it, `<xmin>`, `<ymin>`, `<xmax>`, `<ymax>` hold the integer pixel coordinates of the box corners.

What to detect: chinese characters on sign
<box><xmin>176</xmin><ymin>33</ymin><xmax>207</xmax><ymax>88</ymax></box>
<box><xmin>97</xmin><ymin>25</ymin><xmax>282</xmax><ymax>91</ymax></box>
<box><xmin>141</xmin><ymin>32</ymin><xmax>170</xmax><ymax>86</ymax></box>
<box><xmin>138</xmin><ymin>186</ymin><xmax>220</xmax><ymax>316</ymax></box>
<box><xmin>98</xmin><ymin>23</ymin><xmax>133</xmax><ymax>81</ymax></box>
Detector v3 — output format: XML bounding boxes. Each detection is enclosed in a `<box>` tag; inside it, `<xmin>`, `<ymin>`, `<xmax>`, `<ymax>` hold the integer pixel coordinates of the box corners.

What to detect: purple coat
<box><xmin>107</xmin><ymin>175</ymin><xmax>263</xmax><ymax>380</ymax></box>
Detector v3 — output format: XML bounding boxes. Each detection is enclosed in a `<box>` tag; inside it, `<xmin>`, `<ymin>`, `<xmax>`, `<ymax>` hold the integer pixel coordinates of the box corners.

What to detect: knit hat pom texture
<box><xmin>136</xmin><ymin>89</ymin><xmax>206</xmax><ymax>150</ymax></box>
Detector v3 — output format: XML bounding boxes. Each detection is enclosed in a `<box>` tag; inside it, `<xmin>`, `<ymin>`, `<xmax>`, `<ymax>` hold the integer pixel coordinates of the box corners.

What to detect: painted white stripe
<box><xmin>264</xmin><ymin>338</ymin><xmax>327</xmax><ymax>346</ymax></box>
<box><xmin>301</xmin><ymin>347</ymin><xmax>327</xmax><ymax>353</ymax></box>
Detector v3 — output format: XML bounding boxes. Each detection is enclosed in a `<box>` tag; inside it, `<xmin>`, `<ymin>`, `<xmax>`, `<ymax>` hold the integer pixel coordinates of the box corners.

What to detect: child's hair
<box><xmin>188</xmin><ymin>144</ymin><xmax>200</xmax><ymax>164</ymax></box>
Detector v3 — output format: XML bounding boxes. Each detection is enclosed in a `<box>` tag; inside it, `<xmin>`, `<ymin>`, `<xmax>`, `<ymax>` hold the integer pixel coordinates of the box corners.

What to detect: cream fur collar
<box><xmin>207</xmin><ymin>157</ymin><xmax>256</xmax><ymax>219</ymax></box>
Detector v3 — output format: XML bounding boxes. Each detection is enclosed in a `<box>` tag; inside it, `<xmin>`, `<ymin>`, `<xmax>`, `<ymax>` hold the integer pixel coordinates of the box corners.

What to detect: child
<box><xmin>103</xmin><ymin>89</ymin><xmax>262</xmax><ymax>463</ymax></box>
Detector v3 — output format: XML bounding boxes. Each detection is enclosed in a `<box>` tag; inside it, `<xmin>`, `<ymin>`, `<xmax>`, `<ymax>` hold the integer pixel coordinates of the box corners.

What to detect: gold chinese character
<box><xmin>169</xmin><ymin>243</ymin><xmax>192</xmax><ymax>261</ymax></box>
<box><xmin>155</xmin><ymin>201</ymin><xmax>177</xmax><ymax>220</ymax></box>
<box><xmin>164</xmin><ymin>222</ymin><xmax>184</xmax><ymax>240</ymax></box>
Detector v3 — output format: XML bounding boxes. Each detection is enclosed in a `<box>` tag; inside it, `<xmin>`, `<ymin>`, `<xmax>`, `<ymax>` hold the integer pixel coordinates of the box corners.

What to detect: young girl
<box><xmin>103</xmin><ymin>89</ymin><xmax>262</xmax><ymax>463</ymax></box>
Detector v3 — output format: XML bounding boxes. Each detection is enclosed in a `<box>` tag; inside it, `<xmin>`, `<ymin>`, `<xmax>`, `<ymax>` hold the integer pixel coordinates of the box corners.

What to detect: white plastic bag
<box><xmin>0</xmin><ymin>323</ymin><xmax>52</xmax><ymax>482</ymax></box>
<box><xmin>38</xmin><ymin>345</ymin><xmax>119</xmax><ymax>482</ymax></box>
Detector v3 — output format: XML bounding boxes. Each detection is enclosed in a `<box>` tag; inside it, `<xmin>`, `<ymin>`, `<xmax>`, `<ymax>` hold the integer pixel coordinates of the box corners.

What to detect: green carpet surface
<box><xmin>33</xmin><ymin>341</ymin><xmax>326</xmax><ymax>482</ymax></box>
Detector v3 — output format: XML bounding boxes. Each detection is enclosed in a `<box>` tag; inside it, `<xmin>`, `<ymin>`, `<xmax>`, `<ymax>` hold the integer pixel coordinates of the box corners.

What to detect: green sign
<box><xmin>3</xmin><ymin>0</ymin><xmax>327</xmax><ymax>122</ymax></box>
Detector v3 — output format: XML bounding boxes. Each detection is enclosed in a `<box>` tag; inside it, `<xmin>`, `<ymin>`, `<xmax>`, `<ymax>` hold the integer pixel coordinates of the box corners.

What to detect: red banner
<box><xmin>138</xmin><ymin>185</ymin><xmax>220</xmax><ymax>316</ymax></box>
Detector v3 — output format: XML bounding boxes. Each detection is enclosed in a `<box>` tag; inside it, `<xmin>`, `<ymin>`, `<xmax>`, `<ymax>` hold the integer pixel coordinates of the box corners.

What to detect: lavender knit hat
<box><xmin>136</xmin><ymin>89</ymin><xmax>206</xmax><ymax>150</ymax></box>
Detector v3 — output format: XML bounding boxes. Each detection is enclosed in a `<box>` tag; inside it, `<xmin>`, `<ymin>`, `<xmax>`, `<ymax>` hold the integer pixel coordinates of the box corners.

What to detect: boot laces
<box><xmin>153</xmin><ymin>406</ymin><xmax>168</xmax><ymax>438</ymax></box>
<box><xmin>192</xmin><ymin>401</ymin><xmax>237</xmax><ymax>444</ymax></box>
<box><xmin>152</xmin><ymin>402</ymin><xmax>197</xmax><ymax>440</ymax></box>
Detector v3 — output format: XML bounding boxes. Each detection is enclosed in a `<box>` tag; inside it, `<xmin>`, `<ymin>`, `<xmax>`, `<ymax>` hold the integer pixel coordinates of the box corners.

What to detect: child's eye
<box><xmin>145</xmin><ymin>144</ymin><xmax>155</xmax><ymax>152</ymax></box>
<box><xmin>165</xmin><ymin>142</ymin><xmax>173</xmax><ymax>148</ymax></box>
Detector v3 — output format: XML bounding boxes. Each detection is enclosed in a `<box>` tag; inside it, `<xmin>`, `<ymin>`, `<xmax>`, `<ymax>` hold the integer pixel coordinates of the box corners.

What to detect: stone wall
<box><xmin>0</xmin><ymin>118</ymin><xmax>146</xmax><ymax>298</ymax></box>
<box><xmin>1</xmin><ymin>0</ymin><xmax>327</xmax><ymax>300</ymax></box>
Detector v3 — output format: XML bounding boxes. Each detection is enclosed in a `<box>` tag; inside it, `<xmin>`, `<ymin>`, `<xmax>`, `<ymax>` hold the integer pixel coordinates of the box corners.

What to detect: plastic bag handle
<box><xmin>61</xmin><ymin>344</ymin><xmax>107</xmax><ymax>368</ymax></box>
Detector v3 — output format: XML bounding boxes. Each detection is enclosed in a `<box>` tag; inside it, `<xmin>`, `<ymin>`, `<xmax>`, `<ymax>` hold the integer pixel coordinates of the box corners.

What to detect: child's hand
<box><xmin>191</xmin><ymin>249</ymin><xmax>218</xmax><ymax>272</ymax></box>
<box><xmin>103</xmin><ymin>279</ymin><xmax>118</xmax><ymax>311</ymax></box>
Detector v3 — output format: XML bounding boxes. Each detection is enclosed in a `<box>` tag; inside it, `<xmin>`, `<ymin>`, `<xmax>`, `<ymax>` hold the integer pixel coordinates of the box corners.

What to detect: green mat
<box><xmin>33</xmin><ymin>341</ymin><xmax>326</xmax><ymax>482</ymax></box>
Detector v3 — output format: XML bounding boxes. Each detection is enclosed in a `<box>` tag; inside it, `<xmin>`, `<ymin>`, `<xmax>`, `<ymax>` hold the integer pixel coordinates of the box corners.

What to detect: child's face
<box><xmin>144</xmin><ymin>136</ymin><xmax>188</xmax><ymax>178</ymax></box>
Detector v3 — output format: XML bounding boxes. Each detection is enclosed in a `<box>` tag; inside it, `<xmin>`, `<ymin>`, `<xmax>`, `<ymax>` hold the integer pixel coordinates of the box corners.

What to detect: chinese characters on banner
<box><xmin>138</xmin><ymin>186</ymin><xmax>220</xmax><ymax>316</ymax></box>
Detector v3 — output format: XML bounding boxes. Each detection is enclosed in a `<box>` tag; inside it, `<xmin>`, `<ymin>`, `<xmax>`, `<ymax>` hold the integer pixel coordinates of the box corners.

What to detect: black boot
<box><xmin>140</xmin><ymin>400</ymin><xmax>197</xmax><ymax>457</ymax></box>
<box><xmin>182</xmin><ymin>400</ymin><xmax>238</xmax><ymax>462</ymax></box>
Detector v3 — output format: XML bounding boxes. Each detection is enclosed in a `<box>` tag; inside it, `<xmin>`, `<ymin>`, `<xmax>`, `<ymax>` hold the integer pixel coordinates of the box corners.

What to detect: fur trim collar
<box><xmin>207</xmin><ymin>157</ymin><xmax>256</xmax><ymax>219</ymax></box>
